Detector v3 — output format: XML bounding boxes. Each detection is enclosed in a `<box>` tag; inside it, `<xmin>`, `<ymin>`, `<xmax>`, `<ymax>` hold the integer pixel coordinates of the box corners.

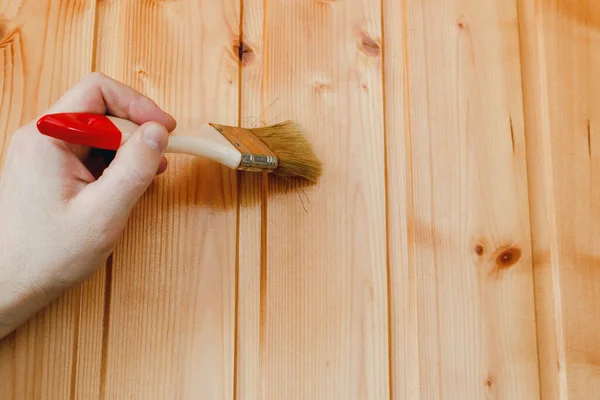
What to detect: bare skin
<box><xmin>0</xmin><ymin>72</ymin><xmax>176</xmax><ymax>340</ymax></box>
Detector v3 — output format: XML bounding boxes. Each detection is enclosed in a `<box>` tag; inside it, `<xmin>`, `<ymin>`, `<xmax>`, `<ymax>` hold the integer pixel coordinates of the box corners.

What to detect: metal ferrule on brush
<box><xmin>209</xmin><ymin>123</ymin><xmax>279</xmax><ymax>172</ymax></box>
<box><xmin>239</xmin><ymin>153</ymin><xmax>278</xmax><ymax>171</ymax></box>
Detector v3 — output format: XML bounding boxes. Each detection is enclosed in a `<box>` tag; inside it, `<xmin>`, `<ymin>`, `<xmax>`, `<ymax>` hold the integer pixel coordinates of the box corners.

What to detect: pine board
<box><xmin>1</xmin><ymin>0</ymin><xmax>600</xmax><ymax>398</ymax></box>
<box><xmin>236</xmin><ymin>0</ymin><xmax>391</xmax><ymax>398</ymax></box>
<box><xmin>0</xmin><ymin>1</ymin><xmax>98</xmax><ymax>399</ymax></box>
<box><xmin>519</xmin><ymin>0</ymin><xmax>600</xmax><ymax>398</ymax></box>
<box><xmin>383</xmin><ymin>0</ymin><xmax>541</xmax><ymax>398</ymax></box>
<box><xmin>235</xmin><ymin>0</ymin><xmax>264</xmax><ymax>397</ymax></box>
<box><xmin>92</xmin><ymin>0</ymin><xmax>239</xmax><ymax>398</ymax></box>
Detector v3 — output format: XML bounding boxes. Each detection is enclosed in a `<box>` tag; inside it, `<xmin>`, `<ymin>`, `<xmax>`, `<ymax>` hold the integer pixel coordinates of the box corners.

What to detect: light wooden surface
<box><xmin>0</xmin><ymin>0</ymin><xmax>598</xmax><ymax>398</ymax></box>
<box><xmin>519</xmin><ymin>1</ymin><xmax>600</xmax><ymax>398</ymax></box>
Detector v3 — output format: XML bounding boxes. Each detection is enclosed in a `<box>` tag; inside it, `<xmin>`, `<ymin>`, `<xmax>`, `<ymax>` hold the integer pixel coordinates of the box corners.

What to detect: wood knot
<box><xmin>474</xmin><ymin>243</ymin><xmax>484</xmax><ymax>256</ymax></box>
<box><xmin>456</xmin><ymin>15</ymin><xmax>468</xmax><ymax>30</ymax></box>
<box><xmin>495</xmin><ymin>246</ymin><xmax>521</xmax><ymax>268</ymax></box>
<box><xmin>313</xmin><ymin>80</ymin><xmax>332</xmax><ymax>91</ymax></box>
<box><xmin>485</xmin><ymin>376</ymin><xmax>493</xmax><ymax>389</ymax></box>
<box><xmin>358</xmin><ymin>34</ymin><xmax>381</xmax><ymax>57</ymax></box>
<box><xmin>233</xmin><ymin>39</ymin><xmax>255</xmax><ymax>66</ymax></box>
<box><xmin>135</xmin><ymin>66</ymin><xmax>149</xmax><ymax>79</ymax></box>
<box><xmin>0</xmin><ymin>19</ymin><xmax>19</xmax><ymax>47</ymax></box>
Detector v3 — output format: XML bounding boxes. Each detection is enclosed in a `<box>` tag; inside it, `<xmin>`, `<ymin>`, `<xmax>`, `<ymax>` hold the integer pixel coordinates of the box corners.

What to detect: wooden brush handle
<box><xmin>107</xmin><ymin>116</ymin><xmax>243</xmax><ymax>169</ymax></box>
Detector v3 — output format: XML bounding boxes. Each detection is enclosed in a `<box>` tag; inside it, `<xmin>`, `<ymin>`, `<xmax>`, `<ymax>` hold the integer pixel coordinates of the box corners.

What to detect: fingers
<box><xmin>73</xmin><ymin>121</ymin><xmax>169</xmax><ymax>226</ymax></box>
<box><xmin>44</xmin><ymin>72</ymin><xmax>176</xmax><ymax>161</ymax></box>
<box><xmin>48</xmin><ymin>72</ymin><xmax>177</xmax><ymax>131</ymax></box>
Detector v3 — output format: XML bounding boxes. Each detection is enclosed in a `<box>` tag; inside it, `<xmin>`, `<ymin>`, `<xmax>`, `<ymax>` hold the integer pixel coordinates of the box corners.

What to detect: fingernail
<box><xmin>142</xmin><ymin>122</ymin><xmax>168</xmax><ymax>153</ymax></box>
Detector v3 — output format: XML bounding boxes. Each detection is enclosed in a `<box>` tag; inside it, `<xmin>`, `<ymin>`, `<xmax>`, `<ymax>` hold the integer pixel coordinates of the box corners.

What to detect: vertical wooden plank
<box><xmin>71</xmin><ymin>268</ymin><xmax>108</xmax><ymax>399</ymax></box>
<box><xmin>384</xmin><ymin>0</ymin><xmax>540</xmax><ymax>397</ymax></box>
<box><xmin>246</xmin><ymin>0</ymin><xmax>390</xmax><ymax>398</ymax></box>
<box><xmin>517</xmin><ymin>2</ymin><xmax>561</xmax><ymax>398</ymax></box>
<box><xmin>236</xmin><ymin>0</ymin><xmax>264</xmax><ymax>397</ymax></box>
<box><xmin>0</xmin><ymin>332</ymin><xmax>15</xmax><ymax>398</ymax></box>
<box><xmin>235</xmin><ymin>169</ymin><xmax>262</xmax><ymax>400</ymax></box>
<box><xmin>0</xmin><ymin>1</ymin><xmax>23</xmax><ymax>165</ymax></box>
<box><xmin>0</xmin><ymin>1</ymin><xmax>97</xmax><ymax>399</ymax></box>
<box><xmin>94</xmin><ymin>0</ymin><xmax>240</xmax><ymax>398</ymax></box>
<box><xmin>380</xmin><ymin>0</ymin><xmax>419</xmax><ymax>398</ymax></box>
<box><xmin>519</xmin><ymin>1</ymin><xmax>600</xmax><ymax>398</ymax></box>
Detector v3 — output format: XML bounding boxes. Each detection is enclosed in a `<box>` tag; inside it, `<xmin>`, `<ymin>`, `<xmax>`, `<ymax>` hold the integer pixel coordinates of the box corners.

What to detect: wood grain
<box><xmin>384</xmin><ymin>0</ymin><xmax>540</xmax><ymax>397</ymax></box>
<box><xmin>519</xmin><ymin>0</ymin><xmax>600</xmax><ymax>398</ymax></box>
<box><xmin>5</xmin><ymin>0</ymin><xmax>600</xmax><ymax>398</ymax></box>
<box><xmin>0</xmin><ymin>1</ymin><xmax>98</xmax><ymax>398</ymax></box>
<box><xmin>93</xmin><ymin>0</ymin><xmax>239</xmax><ymax>398</ymax></box>
<box><xmin>235</xmin><ymin>0</ymin><xmax>265</xmax><ymax>398</ymax></box>
<box><xmin>0</xmin><ymin>4</ymin><xmax>22</xmax><ymax>166</ymax></box>
<box><xmin>381</xmin><ymin>0</ymin><xmax>418</xmax><ymax>397</ymax></box>
<box><xmin>242</xmin><ymin>0</ymin><xmax>390</xmax><ymax>397</ymax></box>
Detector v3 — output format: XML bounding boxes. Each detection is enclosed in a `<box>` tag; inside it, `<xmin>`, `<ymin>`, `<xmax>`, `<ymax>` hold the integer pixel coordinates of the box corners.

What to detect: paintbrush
<box><xmin>36</xmin><ymin>113</ymin><xmax>323</xmax><ymax>182</ymax></box>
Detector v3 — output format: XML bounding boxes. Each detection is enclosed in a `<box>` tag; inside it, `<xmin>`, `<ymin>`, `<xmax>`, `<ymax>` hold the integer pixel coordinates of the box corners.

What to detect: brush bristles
<box><xmin>250</xmin><ymin>121</ymin><xmax>323</xmax><ymax>182</ymax></box>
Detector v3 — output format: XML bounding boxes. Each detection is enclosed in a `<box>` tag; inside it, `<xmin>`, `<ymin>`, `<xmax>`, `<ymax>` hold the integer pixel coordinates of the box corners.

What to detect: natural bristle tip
<box><xmin>250</xmin><ymin>121</ymin><xmax>323</xmax><ymax>182</ymax></box>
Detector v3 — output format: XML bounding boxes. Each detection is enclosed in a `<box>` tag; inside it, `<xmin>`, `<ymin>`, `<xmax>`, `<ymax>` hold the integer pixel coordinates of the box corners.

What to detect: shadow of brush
<box><xmin>238</xmin><ymin>169</ymin><xmax>319</xmax><ymax>212</ymax></box>
<box><xmin>144</xmin><ymin>155</ymin><xmax>320</xmax><ymax>211</ymax></box>
<box><xmin>83</xmin><ymin>151</ymin><xmax>319</xmax><ymax>212</ymax></box>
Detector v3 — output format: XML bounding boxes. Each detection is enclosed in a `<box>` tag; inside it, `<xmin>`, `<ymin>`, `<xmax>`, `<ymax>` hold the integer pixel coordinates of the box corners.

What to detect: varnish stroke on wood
<box><xmin>0</xmin><ymin>0</ymin><xmax>597</xmax><ymax>398</ymax></box>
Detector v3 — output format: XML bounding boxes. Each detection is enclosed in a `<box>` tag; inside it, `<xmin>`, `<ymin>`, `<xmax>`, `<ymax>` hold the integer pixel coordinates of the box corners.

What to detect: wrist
<box><xmin>0</xmin><ymin>236</ymin><xmax>51</xmax><ymax>340</ymax></box>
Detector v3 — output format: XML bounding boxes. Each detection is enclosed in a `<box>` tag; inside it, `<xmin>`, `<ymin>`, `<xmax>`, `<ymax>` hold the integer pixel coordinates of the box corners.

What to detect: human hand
<box><xmin>0</xmin><ymin>72</ymin><xmax>176</xmax><ymax>339</ymax></box>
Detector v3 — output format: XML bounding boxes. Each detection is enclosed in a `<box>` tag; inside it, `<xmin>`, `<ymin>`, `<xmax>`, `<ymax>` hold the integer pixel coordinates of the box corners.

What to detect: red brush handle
<box><xmin>36</xmin><ymin>113</ymin><xmax>123</xmax><ymax>150</ymax></box>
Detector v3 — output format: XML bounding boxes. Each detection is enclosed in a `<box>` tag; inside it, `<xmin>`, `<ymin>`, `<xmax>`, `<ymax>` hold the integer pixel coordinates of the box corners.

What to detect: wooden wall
<box><xmin>0</xmin><ymin>0</ymin><xmax>598</xmax><ymax>398</ymax></box>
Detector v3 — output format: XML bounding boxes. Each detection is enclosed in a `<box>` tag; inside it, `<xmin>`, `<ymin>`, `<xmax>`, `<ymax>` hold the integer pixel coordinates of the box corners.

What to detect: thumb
<box><xmin>76</xmin><ymin>121</ymin><xmax>168</xmax><ymax>224</ymax></box>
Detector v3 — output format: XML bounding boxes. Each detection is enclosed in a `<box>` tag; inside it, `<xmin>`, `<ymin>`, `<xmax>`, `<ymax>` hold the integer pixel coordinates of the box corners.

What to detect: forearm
<box><xmin>0</xmin><ymin>240</ymin><xmax>54</xmax><ymax>340</ymax></box>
